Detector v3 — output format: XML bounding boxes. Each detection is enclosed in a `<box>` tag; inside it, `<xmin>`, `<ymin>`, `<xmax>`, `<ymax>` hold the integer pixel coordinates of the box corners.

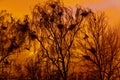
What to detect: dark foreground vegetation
<box><xmin>0</xmin><ymin>0</ymin><xmax>120</xmax><ymax>80</ymax></box>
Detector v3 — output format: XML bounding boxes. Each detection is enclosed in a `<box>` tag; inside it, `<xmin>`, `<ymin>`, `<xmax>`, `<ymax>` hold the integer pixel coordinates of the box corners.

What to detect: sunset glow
<box><xmin>0</xmin><ymin>0</ymin><xmax>120</xmax><ymax>25</ymax></box>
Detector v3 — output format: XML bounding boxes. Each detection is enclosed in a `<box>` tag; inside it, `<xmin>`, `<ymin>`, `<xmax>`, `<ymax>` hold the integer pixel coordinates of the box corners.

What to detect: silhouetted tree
<box><xmin>0</xmin><ymin>10</ymin><xmax>14</xmax><ymax>63</ymax></box>
<box><xmin>77</xmin><ymin>13</ymin><xmax>120</xmax><ymax>80</ymax></box>
<box><xmin>0</xmin><ymin>10</ymin><xmax>31</xmax><ymax>79</ymax></box>
<box><xmin>0</xmin><ymin>11</ymin><xmax>30</xmax><ymax>63</ymax></box>
<box><xmin>30</xmin><ymin>0</ymin><xmax>91</xmax><ymax>80</ymax></box>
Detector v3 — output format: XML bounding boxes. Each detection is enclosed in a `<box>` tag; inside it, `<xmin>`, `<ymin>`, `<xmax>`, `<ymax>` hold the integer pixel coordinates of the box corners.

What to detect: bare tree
<box><xmin>0</xmin><ymin>10</ymin><xmax>15</xmax><ymax>63</ymax></box>
<box><xmin>0</xmin><ymin>10</ymin><xmax>31</xmax><ymax>79</ymax></box>
<box><xmin>77</xmin><ymin>12</ymin><xmax>120</xmax><ymax>80</ymax></box>
<box><xmin>0</xmin><ymin>11</ymin><xmax>18</xmax><ymax>79</ymax></box>
<box><xmin>0</xmin><ymin>11</ymin><xmax>30</xmax><ymax>63</ymax></box>
<box><xmin>30</xmin><ymin>0</ymin><xmax>92</xmax><ymax>80</ymax></box>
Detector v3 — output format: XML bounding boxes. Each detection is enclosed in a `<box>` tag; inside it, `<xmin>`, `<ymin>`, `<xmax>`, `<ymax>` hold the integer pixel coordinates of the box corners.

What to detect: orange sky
<box><xmin>0</xmin><ymin>0</ymin><xmax>120</xmax><ymax>26</ymax></box>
